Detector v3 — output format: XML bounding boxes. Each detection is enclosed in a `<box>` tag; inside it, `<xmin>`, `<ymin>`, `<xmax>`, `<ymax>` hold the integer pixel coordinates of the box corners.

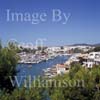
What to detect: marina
<box><xmin>17</xmin><ymin>55</ymin><xmax>69</xmax><ymax>77</ymax></box>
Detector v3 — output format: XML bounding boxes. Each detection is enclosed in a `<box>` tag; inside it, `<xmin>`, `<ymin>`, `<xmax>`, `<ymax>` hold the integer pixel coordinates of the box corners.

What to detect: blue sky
<box><xmin>0</xmin><ymin>0</ymin><xmax>100</xmax><ymax>46</ymax></box>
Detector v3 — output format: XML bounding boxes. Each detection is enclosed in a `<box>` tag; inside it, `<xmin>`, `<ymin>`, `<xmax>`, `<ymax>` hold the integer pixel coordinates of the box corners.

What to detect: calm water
<box><xmin>17</xmin><ymin>55</ymin><xmax>69</xmax><ymax>76</ymax></box>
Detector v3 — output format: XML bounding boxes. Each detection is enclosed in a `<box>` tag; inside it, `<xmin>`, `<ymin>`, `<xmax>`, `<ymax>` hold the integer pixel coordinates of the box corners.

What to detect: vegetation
<box><xmin>0</xmin><ymin>41</ymin><xmax>100</xmax><ymax>100</ymax></box>
<box><xmin>94</xmin><ymin>46</ymin><xmax>100</xmax><ymax>52</ymax></box>
<box><xmin>1</xmin><ymin>63</ymin><xmax>100</xmax><ymax>99</ymax></box>
<box><xmin>87</xmin><ymin>46</ymin><xmax>100</xmax><ymax>53</ymax></box>
<box><xmin>0</xmin><ymin>41</ymin><xmax>19</xmax><ymax>92</ymax></box>
<box><xmin>71</xmin><ymin>48</ymin><xmax>84</xmax><ymax>53</ymax></box>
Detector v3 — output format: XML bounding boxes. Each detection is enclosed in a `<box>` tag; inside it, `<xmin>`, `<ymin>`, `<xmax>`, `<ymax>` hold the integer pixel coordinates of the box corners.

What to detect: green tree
<box><xmin>0</xmin><ymin>40</ymin><xmax>2</xmax><ymax>50</ymax></box>
<box><xmin>0</xmin><ymin>45</ymin><xmax>19</xmax><ymax>92</ymax></box>
<box><xmin>94</xmin><ymin>46</ymin><xmax>100</xmax><ymax>52</ymax></box>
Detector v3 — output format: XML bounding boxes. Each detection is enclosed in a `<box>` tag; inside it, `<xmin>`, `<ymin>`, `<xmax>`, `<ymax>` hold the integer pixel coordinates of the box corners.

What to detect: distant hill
<box><xmin>69</xmin><ymin>43</ymin><xmax>100</xmax><ymax>47</ymax></box>
<box><xmin>71</xmin><ymin>43</ymin><xmax>92</xmax><ymax>46</ymax></box>
<box><xmin>93</xmin><ymin>43</ymin><xmax>100</xmax><ymax>47</ymax></box>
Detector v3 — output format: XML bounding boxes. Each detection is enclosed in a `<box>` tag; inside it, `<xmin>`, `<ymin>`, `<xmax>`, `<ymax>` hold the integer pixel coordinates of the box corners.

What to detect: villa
<box><xmin>56</xmin><ymin>64</ymin><xmax>69</xmax><ymax>74</ymax></box>
<box><xmin>83</xmin><ymin>52</ymin><xmax>100</xmax><ymax>68</ymax></box>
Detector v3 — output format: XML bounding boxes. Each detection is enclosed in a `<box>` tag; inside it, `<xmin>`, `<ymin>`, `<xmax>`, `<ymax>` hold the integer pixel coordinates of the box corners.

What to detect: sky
<box><xmin>0</xmin><ymin>0</ymin><xmax>100</xmax><ymax>46</ymax></box>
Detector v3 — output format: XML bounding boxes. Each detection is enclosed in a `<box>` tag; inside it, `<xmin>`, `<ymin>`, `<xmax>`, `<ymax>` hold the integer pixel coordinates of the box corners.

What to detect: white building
<box><xmin>83</xmin><ymin>52</ymin><xmax>100</xmax><ymax>68</ymax></box>
<box><xmin>18</xmin><ymin>44</ymin><xmax>34</xmax><ymax>50</ymax></box>
<box><xmin>47</xmin><ymin>47</ymin><xmax>61</xmax><ymax>52</ymax></box>
<box><xmin>56</xmin><ymin>64</ymin><xmax>68</xmax><ymax>74</ymax></box>
<box><xmin>64</xmin><ymin>45</ymin><xmax>94</xmax><ymax>52</ymax></box>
